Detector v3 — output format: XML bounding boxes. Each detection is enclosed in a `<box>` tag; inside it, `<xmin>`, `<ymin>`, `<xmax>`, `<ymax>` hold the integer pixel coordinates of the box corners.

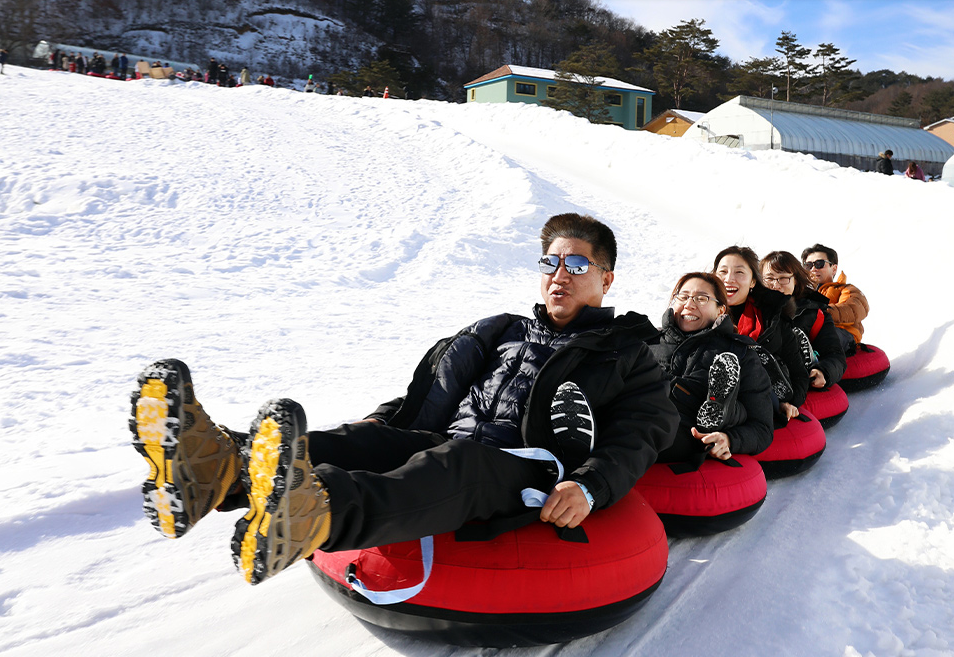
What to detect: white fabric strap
<box><xmin>346</xmin><ymin>448</ymin><xmax>564</xmax><ymax>605</ymax></box>
<box><xmin>502</xmin><ymin>447</ymin><xmax>564</xmax><ymax>508</ymax></box>
<box><xmin>348</xmin><ymin>535</ymin><xmax>434</xmax><ymax>605</ymax></box>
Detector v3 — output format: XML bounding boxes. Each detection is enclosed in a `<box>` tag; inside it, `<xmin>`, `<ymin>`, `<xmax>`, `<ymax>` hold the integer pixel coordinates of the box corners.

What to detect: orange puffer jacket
<box><xmin>818</xmin><ymin>272</ymin><xmax>869</xmax><ymax>343</ymax></box>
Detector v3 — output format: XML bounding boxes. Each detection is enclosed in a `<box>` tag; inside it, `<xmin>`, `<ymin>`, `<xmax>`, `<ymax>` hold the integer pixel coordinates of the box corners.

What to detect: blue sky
<box><xmin>602</xmin><ymin>0</ymin><xmax>954</xmax><ymax>81</ymax></box>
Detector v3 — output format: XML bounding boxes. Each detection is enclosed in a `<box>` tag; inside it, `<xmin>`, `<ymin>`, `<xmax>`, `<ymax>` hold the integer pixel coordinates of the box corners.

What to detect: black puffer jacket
<box><xmin>875</xmin><ymin>155</ymin><xmax>894</xmax><ymax>175</ymax></box>
<box><xmin>793</xmin><ymin>291</ymin><xmax>847</xmax><ymax>387</ymax></box>
<box><xmin>649</xmin><ymin>310</ymin><xmax>774</xmax><ymax>456</ymax></box>
<box><xmin>732</xmin><ymin>285</ymin><xmax>810</xmax><ymax>408</ymax></box>
<box><xmin>367</xmin><ymin>305</ymin><xmax>679</xmax><ymax>510</ymax></box>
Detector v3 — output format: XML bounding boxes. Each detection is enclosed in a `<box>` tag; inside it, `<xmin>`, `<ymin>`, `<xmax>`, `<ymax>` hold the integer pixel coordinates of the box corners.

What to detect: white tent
<box><xmin>943</xmin><ymin>154</ymin><xmax>954</xmax><ymax>186</ymax></box>
<box><xmin>683</xmin><ymin>95</ymin><xmax>954</xmax><ymax>176</ymax></box>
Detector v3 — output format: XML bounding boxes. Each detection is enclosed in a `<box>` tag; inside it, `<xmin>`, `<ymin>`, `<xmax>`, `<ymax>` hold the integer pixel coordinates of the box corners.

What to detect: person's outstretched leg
<box><xmin>550</xmin><ymin>381</ymin><xmax>596</xmax><ymax>470</ymax></box>
<box><xmin>317</xmin><ymin>438</ymin><xmax>552</xmax><ymax>552</ymax></box>
<box><xmin>232</xmin><ymin>399</ymin><xmax>330</xmax><ymax>585</ymax></box>
<box><xmin>130</xmin><ymin>359</ymin><xmax>242</xmax><ymax>538</ymax></box>
<box><xmin>696</xmin><ymin>352</ymin><xmax>743</xmax><ymax>431</ymax></box>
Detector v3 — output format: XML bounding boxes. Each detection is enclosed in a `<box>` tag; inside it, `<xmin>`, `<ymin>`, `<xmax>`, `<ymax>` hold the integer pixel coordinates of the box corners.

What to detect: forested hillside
<box><xmin>2</xmin><ymin>0</ymin><xmax>951</xmax><ymax>120</ymax></box>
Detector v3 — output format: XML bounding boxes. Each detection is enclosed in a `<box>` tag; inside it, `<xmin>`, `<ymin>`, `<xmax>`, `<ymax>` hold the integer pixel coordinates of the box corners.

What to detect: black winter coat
<box><xmin>733</xmin><ymin>285</ymin><xmax>810</xmax><ymax>408</ymax></box>
<box><xmin>649</xmin><ymin>310</ymin><xmax>774</xmax><ymax>456</ymax></box>
<box><xmin>793</xmin><ymin>291</ymin><xmax>847</xmax><ymax>387</ymax></box>
<box><xmin>875</xmin><ymin>156</ymin><xmax>894</xmax><ymax>175</ymax></box>
<box><xmin>366</xmin><ymin>306</ymin><xmax>679</xmax><ymax>511</ymax></box>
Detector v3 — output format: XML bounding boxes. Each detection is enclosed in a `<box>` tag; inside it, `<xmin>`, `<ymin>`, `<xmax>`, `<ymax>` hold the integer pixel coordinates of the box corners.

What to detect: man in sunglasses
<box><xmin>801</xmin><ymin>243</ymin><xmax>869</xmax><ymax>353</ymax></box>
<box><xmin>131</xmin><ymin>212</ymin><xmax>679</xmax><ymax>585</ymax></box>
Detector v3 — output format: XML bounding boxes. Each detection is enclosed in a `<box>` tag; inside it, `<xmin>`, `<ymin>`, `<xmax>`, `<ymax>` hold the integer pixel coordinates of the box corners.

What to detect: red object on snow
<box><xmin>383</xmin><ymin>86</ymin><xmax>390</xmax><ymax>98</ymax></box>
<box><xmin>800</xmin><ymin>384</ymin><xmax>849</xmax><ymax>428</ymax></box>
<box><xmin>308</xmin><ymin>487</ymin><xmax>667</xmax><ymax>646</ymax></box>
<box><xmin>840</xmin><ymin>344</ymin><xmax>890</xmax><ymax>392</ymax></box>
<box><xmin>634</xmin><ymin>454</ymin><xmax>767</xmax><ymax>537</ymax></box>
<box><xmin>754</xmin><ymin>410</ymin><xmax>826</xmax><ymax>479</ymax></box>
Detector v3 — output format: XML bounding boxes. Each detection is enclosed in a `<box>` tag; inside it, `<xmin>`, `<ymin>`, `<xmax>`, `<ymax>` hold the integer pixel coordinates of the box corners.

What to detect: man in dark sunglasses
<box><xmin>130</xmin><ymin>212</ymin><xmax>678</xmax><ymax>586</ymax></box>
<box><xmin>801</xmin><ymin>243</ymin><xmax>869</xmax><ymax>353</ymax></box>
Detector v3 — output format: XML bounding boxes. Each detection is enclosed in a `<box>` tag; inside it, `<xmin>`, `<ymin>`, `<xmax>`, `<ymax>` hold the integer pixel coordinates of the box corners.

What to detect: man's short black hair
<box><xmin>801</xmin><ymin>243</ymin><xmax>838</xmax><ymax>265</ymax></box>
<box><xmin>540</xmin><ymin>213</ymin><xmax>617</xmax><ymax>272</ymax></box>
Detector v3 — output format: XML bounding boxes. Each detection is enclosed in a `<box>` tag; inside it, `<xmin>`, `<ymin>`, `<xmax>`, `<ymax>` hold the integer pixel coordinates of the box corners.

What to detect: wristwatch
<box><xmin>574</xmin><ymin>481</ymin><xmax>595</xmax><ymax>510</ymax></box>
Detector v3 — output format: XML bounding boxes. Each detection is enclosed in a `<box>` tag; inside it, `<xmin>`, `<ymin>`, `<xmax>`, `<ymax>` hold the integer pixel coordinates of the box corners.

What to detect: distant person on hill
<box><xmin>304</xmin><ymin>75</ymin><xmax>316</xmax><ymax>92</ymax></box>
<box><xmin>800</xmin><ymin>244</ymin><xmax>869</xmax><ymax>354</ymax></box>
<box><xmin>875</xmin><ymin>150</ymin><xmax>894</xmax><ymax>175</ymax></box>
<box><xmin>904</xmin><ymin>161</ymin><xmax>925</xmax><ymax>181</ymax></box>
<box><xmin>207</xmin><ymin>57</ymin><xmax>218</xmax><ymax>84</ymax></box>
<box><xmin>119</xmin><ymin>53</ymin><xmax>128</xmax><ymax>79</ymax></box>
<box><xmin>111</xmin><ymin>53</ymin><xmax>120</xmax><ymax>76</ymax></box>
<box><xmin>128</xmin><ymin>212</ymin><xmax>678</xmax><ymax>586</ymax></box>
<box><xmin>363</xmin><ymin>85</ymin><xmax>374</xmax><ymax>97</ymax></box>
<box><xmin>263</xmin><ymin>74</ymin><xmax>275</xmax><ymax>87</ymax></box>
<box><xmin>217</xmin><ymin>63</ymin><xmax>229</xmax><ymax>86</ymax></box>
<box><xmin>239</xmin><ymin>67</ymin><xmax>251</xmax><ymax>85</ymax></box>
<box><xmin>0</xmin><ymin>48</ymin><xmax>7</xmax><ymax>74</ymax></box>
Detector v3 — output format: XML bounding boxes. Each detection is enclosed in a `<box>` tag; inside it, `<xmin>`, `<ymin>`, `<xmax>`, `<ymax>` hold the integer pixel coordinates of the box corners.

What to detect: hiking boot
<box><xmin>793</xmin><ymin>327</ymin><xmax>816</xmax><ymax>369</ymax></box>
<box><xmin>550</xmin><ymin>381</ymin><xmax>596</xmax><ymax>470</ymax></box>
<box><xmin>232</xmin><ymin>399</ymin><xmax>331</xmax><ymax>585</ymax></box>
<box><xmin>130</xmin><ymin>359</ymin><xmax>241</xmax><ymax>539</ymax></box>
<box><xmin>750</xmin><ymin>344</ymin><xmax>793</xmax><ymax>402</ymax></box>
<box><xmin>696</xmin><ymin>352</ymin><xmax>741</xmax><ymax>432</ymax></box>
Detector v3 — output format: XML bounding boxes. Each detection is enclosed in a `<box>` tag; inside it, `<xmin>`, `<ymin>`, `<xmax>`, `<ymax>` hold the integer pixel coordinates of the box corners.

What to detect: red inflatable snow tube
<box><xmin>840</xmin><ymin>344</ymin><xmax>890</xmax><ymax>392</ymax></box>
<box><xmin>754</xmin><ymin>410</ymin><xmax>826</xmax><ymax>478</ymax></box>
<box><xmin>307</xmin><ymin>488</ymin><xmax>667</xmax><ymax>647</ymax></box>
<box><xmin>633</xmin><ymin>455</ymin><xmax>767</xmax><ymax>537</ymax></box>
<box><xmin>800</xmin><ymin>384</ymin><xmax>849</xmax><ymax>428</ymax></box>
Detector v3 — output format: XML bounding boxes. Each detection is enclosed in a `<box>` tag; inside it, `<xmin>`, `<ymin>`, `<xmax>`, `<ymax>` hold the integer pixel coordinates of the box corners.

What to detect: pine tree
<box><xmin>920</xmin><ymin>86</ymin><xmax>954</xmax><ymax>124</ymax></box>
<box><xmin>636</xmin><ymin>18</ymin><xmax>720</xmax><ymax>109</ymax></box>
<box><xmin>811</xmin><ymin>43</ymin><xmax>862</xmax><ymax>106</ymax></box>
<box><xmin>726</xmin><ymin>56</ymin><xmax>780</xmax><ymax>99</ymax></box>
<box><xmin>887</xmin><ymin>90</ymin><xmax>913</xmax><ymax>117</ymax></box>
<box><xmin>775</xmin><ymin>31</ymin><xmax>813</xmax><ymax>101</ymax></box>
<box><xmin>328</xmin><ymin>60</ymin><xmax>406</xmax><ymax>98</ymax></box>
<box><xmin>542</xmin><ymin>43</ymin><xmax>621</xmax><ymax>125</ymax></box>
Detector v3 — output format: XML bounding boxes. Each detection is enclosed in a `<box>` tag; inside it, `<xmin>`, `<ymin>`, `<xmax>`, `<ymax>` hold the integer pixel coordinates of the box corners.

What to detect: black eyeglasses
<box><xmin>672</xmin><ymin>293</ymin><xmax>713</xmax><ymax>307</ymax></box>
<box><xmin>538</xmin><ymin>254</ymin><xmax>609</xmax><ymax>275</ymax></box>
<box><xmin>803</xmin><ymin>259</ymin><xmax>832</xmax><ymax>270</ymax></box>
<box><xmin>763</xmin><ymin>274</ymin><xmax>793</xmax><ymax>286</ymax></box>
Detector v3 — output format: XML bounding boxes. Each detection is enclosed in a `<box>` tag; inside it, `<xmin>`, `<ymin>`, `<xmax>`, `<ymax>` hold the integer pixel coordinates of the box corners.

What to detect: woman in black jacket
<box><xmin>760</xmin><ymin>250</ymin><xmax>847</xmax><ymax>389</ymax></box>
<box><xmin>648</xmin><ymin>272</ymin><xmax>774</xmax><ymax>467</ymax></box>
<box><xmin>713</xmin><ymin>246</ymin><xmax>810</xmax><ymax>425</ymax></box>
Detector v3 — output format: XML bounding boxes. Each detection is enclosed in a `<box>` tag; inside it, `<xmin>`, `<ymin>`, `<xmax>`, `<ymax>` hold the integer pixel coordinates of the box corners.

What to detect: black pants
<box><xmin>835</xmin><ymin>327</ymin><xmax>857</xmax><ymax>355</ymax></box>
<box><xmin>308</xmin><ymin>423</ymin><xmax>554</xmax><ymax>552</ymax></box>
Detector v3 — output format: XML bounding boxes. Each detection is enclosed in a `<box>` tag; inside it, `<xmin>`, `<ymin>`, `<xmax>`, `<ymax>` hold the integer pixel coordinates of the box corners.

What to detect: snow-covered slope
<box><xmin>2</xmin><ymin>66</ymin><xmax>953</xmax><ymax>656</ymax></box>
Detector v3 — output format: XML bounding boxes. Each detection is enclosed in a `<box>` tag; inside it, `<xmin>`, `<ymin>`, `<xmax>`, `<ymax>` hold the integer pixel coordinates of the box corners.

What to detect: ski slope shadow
<box><xmin>0</xmin><ymin>485</ymin><xmax>143</xmax><ymax>554</ymax></box>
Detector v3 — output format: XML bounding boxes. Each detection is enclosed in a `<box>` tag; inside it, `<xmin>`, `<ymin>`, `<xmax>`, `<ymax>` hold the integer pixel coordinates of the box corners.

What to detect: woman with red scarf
<box><xmin>713</xmin><ymin>246</ymin><xmax>809</xmax><ymax>426</ymax></box>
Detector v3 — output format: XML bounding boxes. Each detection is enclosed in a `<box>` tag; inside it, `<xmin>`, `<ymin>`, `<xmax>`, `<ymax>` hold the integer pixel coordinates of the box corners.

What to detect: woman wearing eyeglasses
<box><xmin>759</xmin><ymin>251</ymin><xmax>847</xmax><ymax>390</ymax></box>
<box><xmin>713</xmin><ymin>246</ymin><xmax>809</xmax><ymax>426</ymax></box>
<box><xmin>648</xmin><ymin>273</ymin><xmax>774</xmax><ymax>465</ymax></box>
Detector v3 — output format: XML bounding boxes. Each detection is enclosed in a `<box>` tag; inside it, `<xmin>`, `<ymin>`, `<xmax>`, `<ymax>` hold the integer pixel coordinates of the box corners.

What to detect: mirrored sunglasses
<box><xmin>803</xmin><ymin>259</ymin><xmax>831</xmax><ymax>270</ymax></box>
<box><xmin>538</xmin><ymin>254</ymin><xmax>609</xmax><ymax>275</ymax></box>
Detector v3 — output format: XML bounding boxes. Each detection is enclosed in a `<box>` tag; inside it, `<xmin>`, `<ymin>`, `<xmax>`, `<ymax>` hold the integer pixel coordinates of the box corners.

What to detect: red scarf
<box><xmin>735</xmin><ymin>297</ymin><xmax>764</xmax><ymax>340</ymax></box>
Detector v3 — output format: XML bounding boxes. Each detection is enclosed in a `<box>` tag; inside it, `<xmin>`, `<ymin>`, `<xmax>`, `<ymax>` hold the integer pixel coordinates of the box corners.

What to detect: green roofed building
<box><xmin>464</xmin><ymin>65</ymin><xmax>654</xmax><ymax>131</ymax></box>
